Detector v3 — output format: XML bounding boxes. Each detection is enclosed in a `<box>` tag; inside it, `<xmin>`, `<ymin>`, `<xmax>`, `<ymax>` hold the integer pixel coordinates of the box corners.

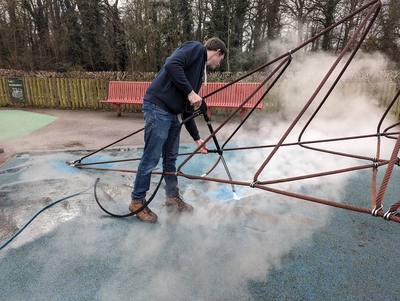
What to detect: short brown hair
<box><xmin>204</xmin><ymin>38</ymin><xmax>228</xmax><ymax>56</ymax></box>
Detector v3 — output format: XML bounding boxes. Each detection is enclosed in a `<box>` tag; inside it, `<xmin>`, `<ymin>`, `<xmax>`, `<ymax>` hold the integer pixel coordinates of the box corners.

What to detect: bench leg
<box><xmin>116</xmin><ymin>104</ymin><xmax>121</xmax><ymax>117</ymax></box>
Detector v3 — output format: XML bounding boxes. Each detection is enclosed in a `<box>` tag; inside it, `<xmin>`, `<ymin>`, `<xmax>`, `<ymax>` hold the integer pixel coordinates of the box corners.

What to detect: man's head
<box><xmin>204</xmin><ymin>38</ymin><xmax>227</xmax><ymax>69</ymax></box>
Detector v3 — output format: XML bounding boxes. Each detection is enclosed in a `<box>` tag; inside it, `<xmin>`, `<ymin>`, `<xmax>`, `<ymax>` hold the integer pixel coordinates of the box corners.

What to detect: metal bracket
<box><xmin>371</xmin><ymin>205</ymin><xmax>383</xmax><ymax>217</ymax></box>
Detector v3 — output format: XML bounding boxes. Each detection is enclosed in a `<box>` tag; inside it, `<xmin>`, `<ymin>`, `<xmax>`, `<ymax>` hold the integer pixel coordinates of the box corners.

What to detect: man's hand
<box><xmin>195</xmin><ymin>139</ymin><xmax>208</xmax><ymax>154</ymax></box>
<box><xmin>188</xmin><ymin>90</ymin><xmax>202</xmax><ymax>107</ymax></box>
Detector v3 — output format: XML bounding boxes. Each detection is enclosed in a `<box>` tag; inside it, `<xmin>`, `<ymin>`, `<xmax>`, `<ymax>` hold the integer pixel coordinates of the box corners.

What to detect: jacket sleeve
<box><xmin>182</xmin><ymin>110</ymin><xmax>201</xmax><ymax>141</ymax></box>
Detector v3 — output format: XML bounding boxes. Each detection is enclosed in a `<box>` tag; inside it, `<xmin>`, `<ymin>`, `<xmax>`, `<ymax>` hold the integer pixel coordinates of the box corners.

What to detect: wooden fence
<box><xmin>0</xmin><ymin>77</ymin><xmax>108</xmax><ymax>109</ymax></box>
<box><xmin>0</xmin><ymin>76</ymin><xmax>399</xmax><ymax>118</ymax></box>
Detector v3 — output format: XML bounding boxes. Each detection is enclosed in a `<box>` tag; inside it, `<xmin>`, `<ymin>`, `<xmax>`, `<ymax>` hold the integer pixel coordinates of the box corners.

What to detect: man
<box><xmin>129</xmin><ymin>38</ymin><xmax>227</xmax><ymax>222</ymax></box>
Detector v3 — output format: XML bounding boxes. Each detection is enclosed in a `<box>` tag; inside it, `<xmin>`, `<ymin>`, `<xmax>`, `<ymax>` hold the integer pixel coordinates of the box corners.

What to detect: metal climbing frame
<box><xmin>68</xmin><ymin>0</ymin><xmax>400</xmax><ymax>223</ymax></box>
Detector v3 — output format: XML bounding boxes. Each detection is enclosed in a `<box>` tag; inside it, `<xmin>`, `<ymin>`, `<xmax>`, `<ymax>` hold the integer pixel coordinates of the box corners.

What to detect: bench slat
<box><xmin>199</xmin><ymin>83</ymin><xmax>263</xmax><ymax>109</ymax></box>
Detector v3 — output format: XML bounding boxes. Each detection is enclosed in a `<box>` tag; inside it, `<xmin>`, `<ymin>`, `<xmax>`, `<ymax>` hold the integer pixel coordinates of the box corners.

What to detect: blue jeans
<box><xmin>131</xmin><ymin>102</ymin><xmax>181</xmax><ymax>200</ymax></box>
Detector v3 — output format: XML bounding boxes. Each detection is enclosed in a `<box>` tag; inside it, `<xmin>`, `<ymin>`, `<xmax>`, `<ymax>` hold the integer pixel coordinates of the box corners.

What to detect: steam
<box><xmin>1</xmin><ymin>52</ymin><xmax>397</xmax><ymax>300</ymax></box>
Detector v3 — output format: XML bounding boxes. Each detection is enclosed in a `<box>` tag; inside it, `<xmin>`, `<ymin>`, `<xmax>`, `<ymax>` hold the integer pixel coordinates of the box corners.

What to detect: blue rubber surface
<box><xmin>0</xmin><ymin>146</ymin><xmax>399</xmax><ymax>300</ymax></box>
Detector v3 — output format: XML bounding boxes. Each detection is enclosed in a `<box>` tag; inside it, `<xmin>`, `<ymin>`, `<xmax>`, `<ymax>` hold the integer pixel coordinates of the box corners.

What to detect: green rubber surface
<box><xmin>0</xmin><ymin>110</ymin><xmax>57</xmax><ymax>141</ymax></box>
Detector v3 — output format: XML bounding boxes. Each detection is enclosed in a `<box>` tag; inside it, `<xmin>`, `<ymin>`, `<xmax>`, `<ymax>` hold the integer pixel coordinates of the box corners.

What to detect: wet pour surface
<box><xmin>1</xmin><ymin>108</ymin><xmax>400</xmax><ymax>300</ymax></box>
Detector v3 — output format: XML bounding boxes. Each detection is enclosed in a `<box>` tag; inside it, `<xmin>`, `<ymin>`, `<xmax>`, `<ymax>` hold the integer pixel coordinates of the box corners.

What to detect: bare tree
<box><xmin>0</xmin><ymin>0</ymin><xmax>398</xmax><ymax>72</ymax></box>
<box><xmin>366</xmin><ymin>0</ymin><xmax>400</xmax><ymax>66</ymax></box>
<box><xmin>280</xmin><ymin>0</ymin><xmax>318</xmax><ymax>46</ymax></box>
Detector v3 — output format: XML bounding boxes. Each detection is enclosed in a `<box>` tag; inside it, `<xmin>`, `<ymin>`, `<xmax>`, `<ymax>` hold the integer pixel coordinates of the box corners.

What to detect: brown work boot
<box><xmin>164</xmin><ymin>196</ymin><xmax>194</xmax><ymax>213</ymax></box>
<box><xmin>129</xmin><ymin>199</ymin><xmax>158</xmax><ymax>223</ymax></box>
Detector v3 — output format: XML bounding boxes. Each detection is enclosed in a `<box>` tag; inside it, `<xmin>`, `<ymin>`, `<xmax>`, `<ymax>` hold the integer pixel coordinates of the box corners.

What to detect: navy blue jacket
<box><xmin>143</xmin><ymin>41</ymin><xmax>207</xmax><ymax>141</ymax></box>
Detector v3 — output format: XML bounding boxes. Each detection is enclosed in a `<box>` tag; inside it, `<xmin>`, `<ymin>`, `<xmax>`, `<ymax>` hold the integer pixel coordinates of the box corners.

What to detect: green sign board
<box><xmin>7</xmin><ymin>77</ymin><xmax>26</xmax><ymax>103</ymax></box>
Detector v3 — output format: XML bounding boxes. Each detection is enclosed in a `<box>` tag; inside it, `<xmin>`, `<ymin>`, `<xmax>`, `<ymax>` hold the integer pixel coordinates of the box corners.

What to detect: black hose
<box><xmin>0</xmin><ymin>184</ymin><xmax>95</xmax><ymax>250</ymax></box>
<box><xmin>94</xmin><ymin>106</ymin><xmax>196</xmax><ymax>217</ymax></box>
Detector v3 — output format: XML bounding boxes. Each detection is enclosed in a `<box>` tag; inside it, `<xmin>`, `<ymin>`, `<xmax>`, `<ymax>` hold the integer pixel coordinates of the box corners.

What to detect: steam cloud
<box><xmin>1</xmin><ymin>51</ymin><xmax>397</xmax><ymax>300</ymax></box>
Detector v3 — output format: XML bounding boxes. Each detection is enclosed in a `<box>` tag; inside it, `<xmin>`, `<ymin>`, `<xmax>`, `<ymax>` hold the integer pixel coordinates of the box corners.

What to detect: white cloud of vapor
<box><xmin>1</xmin><ymin>49</ymin><xmax>397</xmax><ymax>301</ymax></box>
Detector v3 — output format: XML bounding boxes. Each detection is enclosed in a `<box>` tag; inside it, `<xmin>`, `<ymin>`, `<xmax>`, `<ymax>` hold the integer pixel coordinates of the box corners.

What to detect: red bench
<box><xmin>100</xmin><ymin>81</ymin><xmax>264</xmax><ymax>119</ymax></box>
<box><xmin>199</xmin><ymin>82</ymin><xmax>264</xmax><ymax>120</ymax></box>
<box><xmin>100</xmin><ymin>81</ymin><xmax>150</xmax><ymax>117</ymax></box>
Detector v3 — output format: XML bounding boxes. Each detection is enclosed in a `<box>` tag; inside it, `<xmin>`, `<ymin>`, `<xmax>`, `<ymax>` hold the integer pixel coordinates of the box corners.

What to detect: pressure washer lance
<box><xmin>199</xmin><ymin>101</ymin><xmax>240</xmax><ymax>201</ymax></box>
